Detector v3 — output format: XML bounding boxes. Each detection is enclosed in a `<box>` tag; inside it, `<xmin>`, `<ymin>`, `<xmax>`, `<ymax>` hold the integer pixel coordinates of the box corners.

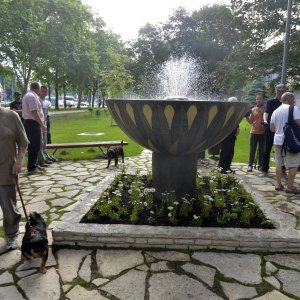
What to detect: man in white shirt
<box><xmin>37</xmin><ymin>85</ymin><xmax>52</xmax><ymax>166</ymax></box>
<box><xmin>270</xmin><ymin>92</ymin><xmax>300</xmax><ymax>194</ymax></box>
<box><xmin>22</xmin><ymin>82</ymin><xmax>46</xmax><ymax>174</ymax></box>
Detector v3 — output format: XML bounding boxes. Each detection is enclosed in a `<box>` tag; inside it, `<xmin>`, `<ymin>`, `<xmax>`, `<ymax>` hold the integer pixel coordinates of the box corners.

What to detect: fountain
<box><xmin>53</xmin><ymin>56</ymin><xmax>299</xmax><ymax>252</ymax></box>
<box><xmin>106</xmin><ymin>57</ymin><xmax>249</xmax><ymax>198</ymax></box>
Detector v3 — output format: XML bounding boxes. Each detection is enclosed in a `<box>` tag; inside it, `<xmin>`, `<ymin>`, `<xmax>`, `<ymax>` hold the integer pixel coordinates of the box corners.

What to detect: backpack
<box><xmin>282</xmin><ymin>105</ymin><xmax>300</xmax><ymax>154</ymax></box>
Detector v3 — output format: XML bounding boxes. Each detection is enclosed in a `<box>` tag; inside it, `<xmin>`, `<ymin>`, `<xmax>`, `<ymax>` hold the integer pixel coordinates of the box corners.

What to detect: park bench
<box><xmin>46</xmin><ymin>140</ymin><xmax>128</xmax><ymax>155</ymax></box>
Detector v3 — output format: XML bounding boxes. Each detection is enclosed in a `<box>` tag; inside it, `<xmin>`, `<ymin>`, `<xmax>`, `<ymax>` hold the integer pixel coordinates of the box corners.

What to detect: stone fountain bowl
<box><xmin>106</xmin><ymin>99</ymin><xmax>249</xmax><ymax>155</ymax></box>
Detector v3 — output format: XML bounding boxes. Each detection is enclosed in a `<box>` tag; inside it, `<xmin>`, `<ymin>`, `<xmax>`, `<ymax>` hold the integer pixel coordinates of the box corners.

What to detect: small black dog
<box><xmin>106</xmin><ymin>140</ymin><xmax>125</xmax><ymax>168</ymax></box>
<box><xmin>21</xmin><ymin>212</ymin><xmax>49</xmax><ymax>273</ymax></box>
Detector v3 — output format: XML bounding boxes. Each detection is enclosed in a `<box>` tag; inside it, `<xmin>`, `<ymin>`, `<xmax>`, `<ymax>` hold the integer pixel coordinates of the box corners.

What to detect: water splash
<box><xmin>156</xmin><ymin>55</ymin><xmax>209</xmax><ymax>99</ymax></box>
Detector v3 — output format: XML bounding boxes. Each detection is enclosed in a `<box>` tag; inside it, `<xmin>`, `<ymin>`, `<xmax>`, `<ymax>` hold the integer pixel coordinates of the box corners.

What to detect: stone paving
<box><xmin>0</xmin><ymin>150</ymin><xmax>300</xmax><ymax>299</ymax></box>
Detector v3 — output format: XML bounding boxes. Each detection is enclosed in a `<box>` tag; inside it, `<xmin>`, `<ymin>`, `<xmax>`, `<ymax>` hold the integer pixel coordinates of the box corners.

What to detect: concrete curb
<box><xmin>52</xmin><ymin>173</ymin><xmax>300</xmax><ymax>252</ymax></box>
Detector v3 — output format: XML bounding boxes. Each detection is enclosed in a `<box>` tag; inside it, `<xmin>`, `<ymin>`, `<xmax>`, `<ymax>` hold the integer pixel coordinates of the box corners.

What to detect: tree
<box><xmin>230</xmin><ymin>0</ymin><xmax>300</xmax><ymax>88</ymax></box>
<box><xmin>100</xmin><ymin>48</ymin><xmax>134</xmax><ymax>98</ymax></box>
<box><xmin>243</xmin><ymin>80</ymin><xmax>266</xmax><ymax>105</ymax></box>
<box><xmin>0</xmin><ymin>0</ymin><xmax>49</xmax><ymax>93</ymax></box>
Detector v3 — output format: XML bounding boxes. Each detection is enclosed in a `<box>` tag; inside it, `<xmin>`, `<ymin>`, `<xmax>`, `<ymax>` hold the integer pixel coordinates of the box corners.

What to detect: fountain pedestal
<box><xmin>152</xmin><ymin>152</ymin><xmax>197</xmax><ymax>198</ymax></box>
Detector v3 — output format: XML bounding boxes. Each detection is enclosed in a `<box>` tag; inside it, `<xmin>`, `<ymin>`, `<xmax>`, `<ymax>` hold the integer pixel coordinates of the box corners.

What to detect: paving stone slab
<box><xmin>253</xmin><ymin>290</ymin><xmax>294</xmax><ymax>300</ymax></box>
<box><xmin>18</xmin><ymin>267</ymin><xmax>60</xmax><ymax>300</ymax></box>
<box><xmin>149</xmin><ymin>272</ymin><xmax>222</xmax><ymax>300</ymax></box>
<box><xmin>78</xmin><ymin>255</ymin><xmax>91</xmax><ymax>282</ymax></box>
<box><xmin>20</xmin><ymin>202</ymin><xmax>49</xmax><ymax>216</ymax></box>
<box><xmin>265</xmin><ymin>261</ymin><xmax>278</xmax><ymax>275</ymax></box>
<box><xmin>265</xmin><ymin>254</ymin><xmax>300</xmax><ymax>271</ymax></box>
<box><xmin>28</xmin><ymin>194</ymin><xmax>56</xmax><ymax>204</ymax></box>
<box><xmin>92</xmin><ymin>278</ymin><xmax>109</xmax><ymax>286</ymax></box>
<box><xmin>100</xmin><ymin>270</ymin><xmax>146</xmax><ymax>300</ymax></box>
<box><xmin>0</xmin><ymin>285</ymin><xmax>25</xmax><ymax>300</ymax></box>
<box><xmin>16</xmin><ymin>249</ymin><xmax>56</xmax><ymax>271</ymax></box>
<box><xmin>15</xmin><ymin>269</ymin><xmax>37</xmax><ymax>278</ymax></box>
<box><xmin>276</xmin><ymin>269</ymin><xmax>300</xmax><ymax>297</ymax></box>
<box><xmin>50</xmin><ymin>198</ymin><xmax>73</xmax><ymax>207</ymax></box>
<box><xmin>220</xmin><ymin>281</ymin><xmax>257</xmax><ymax>300</ymax></box>
<box><xmin>57</xmin><ymin>249</ymin><xmax>90</xmax><ymax>282</ymax></box>
<box><xmin>0</xmin><ymin>250</ymin><xmax>21</xmax><ymax>270</ymax></box>
<box><xmin>263</xmin><ymin>276</ymin><xmax>281</xmax><ymax>289</ymax></box>
<box><xmin>146</xmin><ymin>251</ymin><xmax>190</xmax><ymax>262</ymax></box>
<box><xmin>96</xmin><ymin>250</ymin><xmax>144</xmax><ymax>277</ymax></box>
<box><xmin>0</xmin><ymin>271</ymin><xmax>13</xmax><ymax>284</ymax></box>
<box><xmin>136</xmin><ymin>264</ymin><xmax>149</xmax><ymax>271</ymax></box>
<box><xmin>192</xmin><ymin>252</ymin><xmax>262</xmax><ymax>284</ymax></box>
<box><xmin>66</xmin><ymin>285</ymin><xmax>108</xmax><ymax>300</ymax></box>
<box><xmin>59</xmin><ymin>190</ymin><xmax>80</xmax><ymax>198</ymax></box>
<box><xmin>150</xmin><ymin>261</ymin><xmax>173</xmax><ymax>272</ymax></box>
<box><xmin>182</xmin><ymin>263</ymin><xmax>216</xmax><ymax>287</ymax></box>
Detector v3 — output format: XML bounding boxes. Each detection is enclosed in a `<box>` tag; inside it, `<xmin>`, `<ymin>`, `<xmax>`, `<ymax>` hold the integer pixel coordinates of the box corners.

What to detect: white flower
<box><xmin>193</xmin><ymin>215</ymin><xmax>199</xmax><ymax>219</ymax></box>
<box><xmin>150</xmin><ymin>210</ymin><xmax>154</xmax><ymax>214</ymax></box>
<box><xmin>174</xmin><ymin>201</ymin><xmax>179</xmax><ymax>205</ymax></box>
<box><xmin>168</xmin><ymin>213</ymin><xmax>172</xmax><ymax>217</ymax></box>
<box><xmin>167</xmin><ymin>206</ymin><xmax>173</xmax><ymax>210</ymax></box>
<box><xmin>128</xmin><ymin>189</ymin><xmax>132</xmax><ymax>194</ymax></box>
<box><xmin>204</xmin><ymin>195</ymin><xmax>214</xmax><ymax>202</ymax></box>
<box><xmin>143</xmin><ymin>202</ymin><xmax>148</xmax><ymax>207</ymax></box>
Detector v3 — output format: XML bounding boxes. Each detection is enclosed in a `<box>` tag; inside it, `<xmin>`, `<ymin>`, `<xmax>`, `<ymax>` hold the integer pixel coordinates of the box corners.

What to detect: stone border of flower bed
<box><xmin>52</xmin><ymin>173</ymin><xmax>300</xmax><ymax>252</ymax></box>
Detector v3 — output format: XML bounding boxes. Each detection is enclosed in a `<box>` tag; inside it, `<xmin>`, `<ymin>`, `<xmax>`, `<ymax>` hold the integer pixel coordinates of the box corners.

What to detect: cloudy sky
<box><xmin>82</xmin><ymin>0</ymin><xmax>231</xmax><ymax>41</ymax></box>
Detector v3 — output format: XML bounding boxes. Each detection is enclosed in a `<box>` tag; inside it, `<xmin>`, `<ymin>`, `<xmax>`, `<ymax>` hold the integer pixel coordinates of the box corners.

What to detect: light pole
<box><xmin>281</xmin><ymin>0</ymin><xmax>293</xmax><ymax>85</ymax></box>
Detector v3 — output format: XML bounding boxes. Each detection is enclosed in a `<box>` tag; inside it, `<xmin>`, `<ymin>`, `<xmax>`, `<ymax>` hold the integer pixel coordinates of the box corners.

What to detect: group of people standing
<box><xmin>0</xmin><ymin>82</ymin><xmax>55</xmax><ymax>250</ymax></box>
<box><xmin>10</xmin><ymin>82</ymin><xmax>53</xmax><ymax>174</ymax></box>
<box><xmin>245</xmin><ymin>84</ymin><xmax>300</xmax><ymax>193</ymax></box>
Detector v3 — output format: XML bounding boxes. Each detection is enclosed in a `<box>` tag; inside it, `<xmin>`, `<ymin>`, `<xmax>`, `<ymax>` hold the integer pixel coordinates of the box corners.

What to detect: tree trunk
<box><xmin>63</xmin><ymin>85</ymin><xmax>67</xmax><ymax>108</ymax></box>
<box><xmin>77</xmin><ymin>90</ymin><xmax>82</xmax><ymax>109</ymax></box>
<box><xmin>55</xmin><ymin>69</ymin><xmax>59</xmax><ymax>110</ymax></box>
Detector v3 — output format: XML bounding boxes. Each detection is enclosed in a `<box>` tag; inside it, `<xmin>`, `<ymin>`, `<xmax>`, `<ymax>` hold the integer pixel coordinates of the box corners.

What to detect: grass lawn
<box><xmin>49</xmin><ymin>109</ymin><xmax>266</xmax><ymax>164</ymax></box>
<box><xmin>49</xmin><ymin>109</ymin><xmax>143</xmax><ymax>160</ymax></box>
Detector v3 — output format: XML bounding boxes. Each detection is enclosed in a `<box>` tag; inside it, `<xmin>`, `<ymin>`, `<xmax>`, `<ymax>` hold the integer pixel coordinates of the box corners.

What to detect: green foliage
<box><xmin>243</xmin><ymin>80</ymin><xmax>267</xmax><ymax>105</ymax></box>
<box><xmin>84</xmin><ymin>171</ymin><xmax>273</xmax><ymax>228</ymax></box>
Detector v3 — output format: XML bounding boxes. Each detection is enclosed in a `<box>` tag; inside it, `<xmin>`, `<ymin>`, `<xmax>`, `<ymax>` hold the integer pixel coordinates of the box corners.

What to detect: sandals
<box><xmin>275</xmin><ymin>185</ymin><xmax>284</xmax><ymax>191</ymax></box>
<box><xmin>286</xmin><ymin>187</ymin><xmax>300</xmax><ymax>194</ymax></box>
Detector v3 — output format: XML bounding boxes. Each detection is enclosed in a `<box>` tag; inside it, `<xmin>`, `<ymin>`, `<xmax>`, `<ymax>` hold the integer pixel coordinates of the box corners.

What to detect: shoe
<box><xmin>44</xmin><ymin>159</ymin><xmax>53</xmax><ymax>164</ymax></box>
<box><xmin>36</xmin><ymin>165</ymin><xmax>46</xmax><ymax>171</ymax></box>
<box><xmin>209</xmin><ymin>156</ymin><xmax>219</xmax><ymax>161</ymax></box>
<box><xmin>6</xmin><ymin>236</ymin><xmax>19</xmax><ymax>250</ymax></box>
<box><xmin>247</xmin><ymin>166</ymin><xmax>253</xmax><ymax>172</ymax></box>
<box><xmin>38</xmin><ymin>163</ymin><xmax>49</xmax><ymax>168</ymax></box>
<box><xmin>286</xmin><ymin>187</ymin><xmax>300</xmax><ymax>194</ymax></box>
<box><xmin>27</xmin><ymin>168</ymin><xmax>39</xmax><ymax>175</ymax></box>
<box><xmin>261</xmin><ymin>171</ymin><xmax>268</xmax><ymax>177</ymax></box>
<box><xmin>275</xmin><ymin>185</ymin><xmax>284</xmax><ymax>191</ymax></box>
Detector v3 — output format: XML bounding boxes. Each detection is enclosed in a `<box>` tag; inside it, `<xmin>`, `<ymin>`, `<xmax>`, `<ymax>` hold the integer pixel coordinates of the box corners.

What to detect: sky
<box><xmin>82</xmin><ymin>0</ymin><xmax>230</xmax><ymax>41</ymax></box>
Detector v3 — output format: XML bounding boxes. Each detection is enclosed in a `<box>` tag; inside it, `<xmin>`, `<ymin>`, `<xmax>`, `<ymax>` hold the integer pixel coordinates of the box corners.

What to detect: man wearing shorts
<box><xmin>270</xmin><ymin>92</ymin><xmax>300</xmax><ymax>194</ymax></box>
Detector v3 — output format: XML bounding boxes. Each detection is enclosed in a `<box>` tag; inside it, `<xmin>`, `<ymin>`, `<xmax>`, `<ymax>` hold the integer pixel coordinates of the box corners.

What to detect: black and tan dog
<box><xmin>21</xmin><ymin>212</ymin><xmax>49</xmax><ymax>273</ymax></box>
<box><xmin>106</xmin><ymin>140</ymin><xmax>125</xmax><ymax>168</ymax></box>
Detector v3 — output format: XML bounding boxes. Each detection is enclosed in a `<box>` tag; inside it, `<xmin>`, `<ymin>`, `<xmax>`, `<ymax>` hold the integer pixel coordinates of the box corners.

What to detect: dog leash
<box><xmin>14</xmin><ymin>175</ymin><xmax>34</xmax><ymax>233</ymax></box>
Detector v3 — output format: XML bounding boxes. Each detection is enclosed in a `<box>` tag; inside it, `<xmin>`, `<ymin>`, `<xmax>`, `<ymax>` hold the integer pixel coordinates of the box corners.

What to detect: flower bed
<box><xmin>81</xmin><ymin>169</ymin><xmax>274</xmax><ymax>229</ymax></box>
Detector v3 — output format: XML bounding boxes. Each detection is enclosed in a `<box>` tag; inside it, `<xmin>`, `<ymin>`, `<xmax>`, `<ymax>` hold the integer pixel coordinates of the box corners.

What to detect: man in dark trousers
<box><xmin>218</xmin><ymin>97</ymin><xmax>240</xmax><ymax>174</ymax></box>
<box><xmin>261</xmin><ymin>84</ymin><xmax>286</xmax><ymax>176</ymax></box>
<box><xmin>22</xmin><ymin>82</ymin><xmax>46</xmax><ymax>174</ymax></box>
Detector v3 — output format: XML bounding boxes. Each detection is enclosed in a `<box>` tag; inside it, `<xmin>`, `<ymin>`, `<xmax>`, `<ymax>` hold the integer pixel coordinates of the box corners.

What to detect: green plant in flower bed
<box><xmin>81</xmin><ymin>169</ymin><xmax>274</xmax><ymax>229</ymax></box>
